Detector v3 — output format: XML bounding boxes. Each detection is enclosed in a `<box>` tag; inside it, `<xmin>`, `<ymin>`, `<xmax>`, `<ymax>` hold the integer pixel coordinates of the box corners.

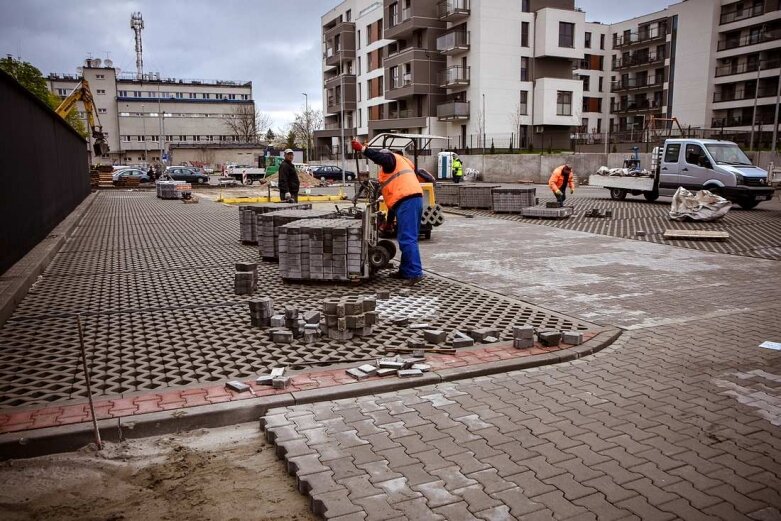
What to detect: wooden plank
<box><xmin>663</xmin><ymin>229</ymin><xmax>730</xmax><ymax>241</ymax></box>
<box><xmin>382</xmin><ymin>347</ymin><xmax>457</xmax><ymax>355</ymax></box>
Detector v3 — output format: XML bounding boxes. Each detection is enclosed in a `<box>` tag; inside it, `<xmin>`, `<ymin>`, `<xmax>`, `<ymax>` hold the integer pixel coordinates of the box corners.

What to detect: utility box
<box><xmin>437</xmin><ymin>151</ymin><xmax>455</xmax><ymax>180</ymax></box>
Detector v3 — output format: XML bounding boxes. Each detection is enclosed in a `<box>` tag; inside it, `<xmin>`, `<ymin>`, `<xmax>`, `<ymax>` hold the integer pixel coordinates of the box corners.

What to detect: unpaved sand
<box><xmin>0</xmin><ymin>423</ymin><xmax>317</xmax><ymax>521</ymax></box>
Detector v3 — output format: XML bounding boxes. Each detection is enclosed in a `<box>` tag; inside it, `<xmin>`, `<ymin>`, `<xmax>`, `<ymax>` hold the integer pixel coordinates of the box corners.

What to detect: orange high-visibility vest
<box><xmin>378</xmin><ymin>153</ymin><xmax>423</xmax><ymax>209</ymax></box>
<box><xmin>548</xmin><ymin>165</ymin><xmax>575</xmax><ymax>193</ymax></box>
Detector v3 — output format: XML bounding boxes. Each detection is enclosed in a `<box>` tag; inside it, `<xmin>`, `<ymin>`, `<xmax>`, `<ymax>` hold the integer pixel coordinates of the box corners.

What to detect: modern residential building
<box><xmin>47</xmin><ymin>58</ymin><xmax>255</xmax><ymax>165</ymax></box>
<box><xmin>315</xmin><ymin>0</ymin><xmax>781</xmax><ymax>158</ymax></box>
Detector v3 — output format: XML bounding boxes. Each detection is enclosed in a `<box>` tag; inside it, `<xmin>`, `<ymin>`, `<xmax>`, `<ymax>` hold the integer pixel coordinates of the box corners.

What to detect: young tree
<box><xmin>285</xmin><ymin>130</ymin><xmax>298</xmax><ymax>150</ymax></box>
<box><xmin>265</xmin><ymin>128</ymin><xmax>276</xmax><ymax>142</ymax></box>
<box><xmin>0</xmin><ymin>56</ymin><xmax>87</xmax><ymax>138</ymax></box>
<box><xmin>291</xmin><ymin>107</ymin><xmax>323</xmax><ymax>162</ymax></box>
<box><xmin>224</xmin><ymin>104</ymin><xmax>272</xmax><ymax>143</ymax></box>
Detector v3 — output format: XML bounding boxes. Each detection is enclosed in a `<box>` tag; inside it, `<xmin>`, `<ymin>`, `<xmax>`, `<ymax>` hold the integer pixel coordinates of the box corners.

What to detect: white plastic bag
<box><xmin>669</xmin><ymin>187</ymin><xmax>731</xmax><ymax>221</ymax></box>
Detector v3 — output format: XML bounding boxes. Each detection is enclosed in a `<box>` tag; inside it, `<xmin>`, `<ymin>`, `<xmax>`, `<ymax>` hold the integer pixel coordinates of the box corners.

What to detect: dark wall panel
<box><xmin>0</xmin><ymin>69</ymin><xmax>89</xmax><ymax>274</ymax></box>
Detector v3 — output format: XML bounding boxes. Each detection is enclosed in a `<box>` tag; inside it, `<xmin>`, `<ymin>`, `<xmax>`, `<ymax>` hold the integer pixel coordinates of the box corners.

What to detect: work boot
<box><xmin>389</xmin><ymin>271</ymin><xmax>404</xmax><ymax>279</ymax></box>
<box><xmin>403</xmin><ymin>275</ymin><xmax>424</xmax><ymax>287</ymax></box>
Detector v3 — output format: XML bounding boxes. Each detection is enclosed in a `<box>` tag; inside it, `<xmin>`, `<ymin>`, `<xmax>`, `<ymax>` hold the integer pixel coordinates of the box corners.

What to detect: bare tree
<box><xmin>224</xmin><ymin>105</ymin><xmax>272</xmax><ymax>143</ymax></box>
<box><xmin>509</xmin><ymin>102</ymin><xmax>525</xmax><ymax>149</ymax></box>
<box><xmin>291</xmin><ymin>107</ymin><xmax>323</xmax><ymax>162</ymax></box>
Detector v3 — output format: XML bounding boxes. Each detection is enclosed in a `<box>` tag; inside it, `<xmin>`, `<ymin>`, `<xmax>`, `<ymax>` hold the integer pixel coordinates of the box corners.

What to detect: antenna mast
<box><xmin>130</xmin><ymin>12</ymin><xmax>144</xmax><ymax>79</ymax></box>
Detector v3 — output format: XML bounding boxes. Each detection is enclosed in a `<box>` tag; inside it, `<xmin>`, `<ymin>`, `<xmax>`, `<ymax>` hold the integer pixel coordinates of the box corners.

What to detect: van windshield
<box><xmin>705</xmin><ymin>143</ymin><xmax>752</xmax><ymax>166</ymax></box>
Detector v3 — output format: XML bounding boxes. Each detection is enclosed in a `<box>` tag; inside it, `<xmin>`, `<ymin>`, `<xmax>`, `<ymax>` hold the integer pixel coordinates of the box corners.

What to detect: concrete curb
<box><xmin>0</xmin><ymin>192</ymin><xmax>99</xmax><ymax>327</ymax></box>
<box><xmin>0</xmin><ymin>328</ymin><xmax>621</xmax><ymax>460</ymax></box>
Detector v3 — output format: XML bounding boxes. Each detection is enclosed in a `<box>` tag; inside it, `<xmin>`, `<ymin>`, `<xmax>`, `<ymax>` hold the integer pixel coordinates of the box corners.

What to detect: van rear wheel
<box><xmin>610</xmin><ymin>188</ymin><xmax>627</xmax><ymax>200</ymax></box>
<box><xmin>643</xmin><ymin>192</ymin><xmax>659</xmax><ymax>202</ymax></box>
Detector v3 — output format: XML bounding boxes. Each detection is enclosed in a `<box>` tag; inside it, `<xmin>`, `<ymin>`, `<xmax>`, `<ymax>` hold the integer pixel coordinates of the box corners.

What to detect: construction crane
<box><xmin>55</xmin><ymin>79</ymin><xmax>110</xmax><ymax>157</ymax></box>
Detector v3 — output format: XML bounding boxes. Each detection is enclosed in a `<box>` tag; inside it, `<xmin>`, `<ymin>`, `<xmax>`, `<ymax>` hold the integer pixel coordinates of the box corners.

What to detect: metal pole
<box><xmin>142</xmin><ymin>103</ymin><xmax>147</xmax><ymax>164</ymax></box>
<box><xmin>482</xmin><ymin>93</ymin><xmax>486</xmax><ymax>176</ymax></box>
<box><xmin>302</xmin><ymin>92</ymin><xmax>309</xmax><ymax>163</ymax></box>
<box><xmin>77</xmin><ymin>315</ymin><xmax>102</xmax><ymax>449</ymax></box>
<box><xmin>772</xmin><ymin>64</ymin><xmax>781</xmax><ymax>154</ymax></box>
<box><xmin>158</xmin><ymin>84</ymin><xmax>163</xmax><ymax>161</ymax></box>
<box><xmin>750</xmin><ymin>59</ymin><xmax>762</xmax><ymax>152</ymax></box>
<box><xmin>340</xmin><ymin>50</ymin><xmax>346</xmax><ymax>185</ymax></box>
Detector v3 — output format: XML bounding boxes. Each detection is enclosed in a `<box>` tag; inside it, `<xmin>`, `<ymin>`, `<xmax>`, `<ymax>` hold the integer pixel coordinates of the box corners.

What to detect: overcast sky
<box><xmin>0</xmin><ymin>0</ymin><xmax>666</xmax><ymax>129</ymax></box>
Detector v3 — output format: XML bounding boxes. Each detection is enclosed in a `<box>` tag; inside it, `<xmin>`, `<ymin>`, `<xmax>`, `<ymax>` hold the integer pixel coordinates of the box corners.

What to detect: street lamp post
<box><xmin>302</xmin><ymin>92</ymin><xmax>309</xmax><ymax>163</ymax></box>
<box><xmin>772</xmin><ymin>64</ymin><xmax>781</xmax><ymax>154</ymax></box>
<box><xmin>339</xmin><ymin>49</ymin><xmax>346</xmax><ymax>186</ymax></box>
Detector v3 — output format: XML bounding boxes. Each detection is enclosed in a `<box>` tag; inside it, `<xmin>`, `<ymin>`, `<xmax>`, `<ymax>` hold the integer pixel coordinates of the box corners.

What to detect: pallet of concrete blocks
<box><xmin>458</xmin><ymin>184</ymin><xmax>501</xmax><ymax>209</ymax></box>
<box><xmin>520</xmin><ymin>205</ymin><xmax>574</xmax><ymax>219</ymax></box>
<box><xmin>257</xmin><ymin>208</ymin><xmax>338</xmax><ymax>261</ymax></box>
<box><xmin>234</xmin><ymin>261</ymin><xmax>258</xmax><ymax>295</ymax></box>
<box><xmin>239</xmin><ymin>203</ymin><xmax>313</xmax><ymax>244</ymax></box>
<box><xmin>248</xmin><ymin>296</ymin><xmax>274</xmax><ymax>327</ymax></box>
<box><xmin>436</xmin><ymin>183</ymin><xmax>461</xmax><ymax>207</ymax></box>
<box><xmin>491</xmin><ymin>187</ymin><xmax>537</xmax><ymax>213</ymax></box>
<box><xmin>321</xmin><ymin>295</ymin><xmax>378</xmax><ymax>341</ymax></box>
<box><xmin>278</xmin><ymin>218</ymin><xmax>363</xmax><ymax>282</ymax></box>
<box><xmin>421</xmin><ymin>204</ymin><xmax>445</xmax><ymax>227</ymax></box>
<box><xmin>156</xmin><ymin>180</ymin><xmax>192</xmax><ymax>199</ymax></box>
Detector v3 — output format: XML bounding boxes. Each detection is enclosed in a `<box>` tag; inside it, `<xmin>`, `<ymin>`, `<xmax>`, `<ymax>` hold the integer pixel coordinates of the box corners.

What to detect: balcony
<box><xmin>611</xmin><ymin>100</ymin><xmax>663</xmax><ymax>113</ymax></box>
<box><xmin>717</xmin><ymin>29</ymin><xmax>781</xmax><ymax>51</ymax></box>
<box><xmin>324</xmin><ymin>73</ymin><xmax>356</xmax><ymax>90</ymax></box>
<box><xmin>611</xmin><ymin>76</ymin><xmax>665</xmax><ymax>91</ymax></box>
<box><xmin>437</xmin><ymin>30</ymin><xmax>470</xmax><ymax>55</ymax></box>
<box><xmin>438</xmin><ymin>0</ymin><xmax>470</xmax><ymax>22</ymax></box>
<box><xmin>437</xmin><ymin>101</ymin><xmax>470</xmax><ymax>121</ymax></box>
<box><xmin>614</xmin><ymin>25</ymin><xmax>668</xmax><ymax>48</ymax></box>
<box><xmin>715</xmin><ymin>58</ymin><xmax>781</xmax><ymax>77</ymax></box>
<box><xmin>326</xmin><ymin>93</ymin><xmax>356</xmax><ymax>113</ymax></box>
<box><xmin>720</xmin><ymin>3</ymin><xmax>765</xmax><ymax>25</ymax></box>
<box><xmin>713</xmin><ymin>86</ymin><xmax>778</xmax><ymax>102</ymax></box>
<box><xmin>438</xmin><ymin>65</ymin><xmax>470</xmax><ymax>88</ymax></box>
<box><xmin>613</xmin><ymin>51</ymin><xmax>666</xmax><ymax>70</ymax></box>
<box><xmin>325</xmin><ymin>46</ymin><xmax>356</xmax><ymax>67</ymax></box>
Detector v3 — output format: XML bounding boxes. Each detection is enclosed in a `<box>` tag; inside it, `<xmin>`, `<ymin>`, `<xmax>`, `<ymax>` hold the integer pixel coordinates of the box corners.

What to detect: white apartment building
<box><xmin>317</xmin><ymin>0</ymin><xmax>781</xmax><ymax>158</ymax></box>
<box><xmin>48</xmin><ymin>58</ymin><xmax>255</xmax><ymax>164</ymax></box>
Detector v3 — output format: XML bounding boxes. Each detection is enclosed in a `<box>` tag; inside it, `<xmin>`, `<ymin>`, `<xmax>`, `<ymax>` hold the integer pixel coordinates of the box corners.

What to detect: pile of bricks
<box><xmin>267</xmin><ymin>306</ymin><xmax>322</xmax><ymax>344</ymax></box>
<box><xmin>459</xmin><ymin>185</ymin><xmax>501</xmax><ymax>209</ymax></box>
<box><xmin>521</xmin><ymin>206</ymin><xmax>574</xmax><ymax>219</ymax></box>
<box><xmin>156</xmin><ymin>180</ymin><xmax>191</xmax><ymax>199</ymax></box>
<box><xmin>278</xmin><ymin>218</ymin><xmax>363</xmax><ymax>281</ymax></box>
<box><xmin>491</xmin><ymin>187</ymin><xmax>537</xmax><ymax>213</ymax></box>
<box><xmin>248</xmin><ymin>296</ymin><xmax>274</xmax><ymax>327</ymax></box>
<box><xmin>258</xmin><ymin>208</ymin><xmax>337</xmax><ymax>260</ymax></box>
<box><xmin>513</xmin><ymin>325</ymin><xmax>535</xmax><ymax>349</ymax></box>
<box><xmin>239</xmin><ymin>203</ymin><xmax>312</xmax><ymax>244</ymax></box>
<box><xmin>322</xmin><ymin>295</ymin><xmax>378</xmax><ymax>341</ymax></box>
<box><xmin>234</xmin><ymin>261</ymin><xmax>258</xmax><ymax>295</ymax></box>
<box><xmin>436</xmin><ymin>184</ymin><xmax>461</xmax><ymax>206</ymax></box>
<box><xmin>346</xmin><ymin>356</ymin><xmax>431</xmax><ymax>380</ymax></box>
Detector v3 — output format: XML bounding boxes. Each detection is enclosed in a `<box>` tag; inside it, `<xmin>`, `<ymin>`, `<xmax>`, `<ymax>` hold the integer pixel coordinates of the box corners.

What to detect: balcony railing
<box><xmin>713</xmin><ymin>86</ymin><xmax>778</xmax><ymax>102</ymax></box>
<box><xmin>613</xmin><ymin>51</ymin><xmax>665</xmax><ymax>69</ymax></box>
<box><xmin>436</xmin><ymin>30</ymin><xmax>470</xmax><ymax>54</ymax></box>
<box><xmin>390</xmin><ymin>73</ymin><xmax>413</xmax><ymax>90</ymax></box>
<box><xmin>438</xmin><ymin>0</ymin><xmax>470</xmax><ymax>21</ymax></box>
<box><xmin>712</xmin><ymin>114</ymin><xmax>777</xmax><ymax>126</ymax></box>
<box><xmin>717</xmin><ymin>29</ymin><xmax>781</xmax><ymax>51</ymax></box>
<box><xmin>438</xmin><ymin>65</ymin><xmax>470</xmax><ymax>88</ymax></box>
<box><xmin>611</xmin><ymin>100</ymin><xmax>663</xmax><ymax>113</ymax></box>
<box><xmin>612</xmin><ymin>76</ymin><xmax>665</xmax><ymax>90</ymax></box>
<box><xmin>720</xmin><ymin>3</ymin><xmax>764</xmax><ymax>25</ymax></box>
<box><xmin>388</xmin><ymin>7</ymin><xmax>412</xmax><ymax>28</ymax></box>
<box><xmin>437</xmin><ymin>101</ymin><xmax>470</xmax><ymax>120</ymax></box>
<box><xmin>715</xmin><ymin>58</ymin><xmax>781</xmax><ymax>77</ymax></box>
<box><xmin>614</xmin><ymin>25</ymin><xmax>667</xmax><ymax>48</ymax></box>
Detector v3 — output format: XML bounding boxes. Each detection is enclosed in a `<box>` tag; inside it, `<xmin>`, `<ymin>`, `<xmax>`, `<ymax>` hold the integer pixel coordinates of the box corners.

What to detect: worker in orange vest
<box><xmin>548</xmin><ymin>164</ymin><xmax>575</xmax><ymax>207</ymax></box>
<box><xmin>352</xmin><ymin>139</ymin><xmax>424</xmax><ymax>286</ymax></box>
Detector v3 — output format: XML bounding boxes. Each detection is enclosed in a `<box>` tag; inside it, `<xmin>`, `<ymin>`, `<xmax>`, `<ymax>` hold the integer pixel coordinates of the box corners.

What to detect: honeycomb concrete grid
<box><xmin>0</xmin><ymin>192</ymin><xmax>605</xmax><ymax>409</ymax></box>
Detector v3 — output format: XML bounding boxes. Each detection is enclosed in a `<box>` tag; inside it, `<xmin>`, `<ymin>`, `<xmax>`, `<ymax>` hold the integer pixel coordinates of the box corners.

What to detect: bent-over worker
<box><xmin>548</xmin><ymin>164</ymin><xmax>575</xmax><ymax>207</ymax></box>
<box><xmin>452</xmin><ymin>155</ymin><xmax>463</xmax><ymax>183</ymax></box>
<box><xmin>278</xmin><ymin>148</ymin><xmax>299</xmax><ymax>202</ymax></box>
<box><xmin>351</xmin><ymin>139</ymin><xmax>424</xmax><ymax>286</ymax></box>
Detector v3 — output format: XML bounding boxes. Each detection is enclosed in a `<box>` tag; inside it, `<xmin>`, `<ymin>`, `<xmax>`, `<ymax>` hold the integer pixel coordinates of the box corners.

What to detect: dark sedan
<box><xmin>310</xmin><ymin>165</ymin><xmax>355</xmax><ymax>182</ymax></box>
<box><xmin>165</xmin><ymin>166</ymin><xmax>210</xmax><ymax>184</ymax></box>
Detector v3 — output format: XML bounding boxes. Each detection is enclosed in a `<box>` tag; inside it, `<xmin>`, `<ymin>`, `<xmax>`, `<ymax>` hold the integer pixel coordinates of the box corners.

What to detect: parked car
<box><xmin>164</xmin><ymin>166</ymin><xmax>211</xmax><ymax>184</ymax></box>
<box><xmin>310</xmin><ymin>165</ymin><xmax>356</xmax><ymax>182</ymax></box>
<box><xmin>112</xmin><ymin>168</ymin><xmax>150</xmax><ymax>184</ymax></box>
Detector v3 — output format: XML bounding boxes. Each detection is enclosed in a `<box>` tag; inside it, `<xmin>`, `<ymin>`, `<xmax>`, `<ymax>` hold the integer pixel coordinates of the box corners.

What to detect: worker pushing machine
<box><xmin>548</xmin><ymin>164</ymin><xmax>576</xmax><ymax>207</ymax></box>
<box><xmin>351</xmin><ymin>139</ymin><xmax>425</xmax><ymax>286</ymax></box>
<box><xmin>452</xmin><ymin>154</ymin><xmax>463</xmax><ymax>183</ymax></box>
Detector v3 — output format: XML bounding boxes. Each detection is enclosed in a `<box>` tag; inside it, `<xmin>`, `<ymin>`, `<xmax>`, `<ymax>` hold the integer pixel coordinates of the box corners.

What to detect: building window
<box><xmin>346</xmin><ymin>9</ymin><xmax>351</xmax><ymax>21</ymax></box>
<box><xmin>179</xmin><ymin>135</ymin><xmax>187</xmax><ymax>141</ymax></box>
<box><xmin>190</xmin><ymin>93</ymin><xmax>197</xmax><ymax>99</ymax></box>
<box><xmin>96</xmin><ymin>89</ymin><xmax>106</xmax><ymax>95</ymax></box>
<box><xmin>358</xmin><ymin>108</ymin><xmax>363</xmax><ymax>127</ymax></box>
<box><xmin>228</xmin><ymin>94</ymin><xmax>236</xmax><ymax>100</ymax></box>
<box><xmin>559</xmin><ymin>22</ymin><xmax>575</xmax><ymax>48</ymax></box>
<box><xmin>357</xmin><ymin>30</ymin><xmax>361</xmax><ymax>49</ymax></box>
<box><xmin>598</xmin><ymin>76</ymin><xmax>603</xmax><ymax>92</ymax></box>
<box><xmin>521</xmin><ymin>57</ymin><xmax>529</xmax><ymax>81</ymax></box>
<box><xmin>166</xmin><ymin>135</ymin><xmax>173</xmax><ymax>141</ymax></box>
<box><xmin>597</xmin><ymin>118</ymin><xmax>602</xmax><ymax>133</ymax></box>
<box><xmin>600</xmin><ymin>34</ymin><xmax>605</xmax><ymax>50</ymax></box>
<box><xmin>150</xmin><ymin>135</ymin><xmax>159</xmax><ymax>142</ymax></box>
<box><xmin>137</xmin><ymin>135</ymin><xmax>145</xmax><ymax>142</ymax></box>
<box><xmin>193</xmin><ymin>136</ymin><xmax>201</xmax><ymax>142</ymax></box>
<box><xmin>176</xmin><ymin>92</ymin><xmax>183</xmax><ymax>98</ymax></box>
<box><xmin>241</xmin><ymin>94</ymin><xmax>249</xmax><ymax>100</ymax></box>
<box><xmin>556</xmin><ymin>91</ymin><xmax>572</xmax><ymax>116</ymax></box>
<box><xmin>521</xmin><ymin>22</ymin><xmax>529</xmax><ymax>47</ymax></box>
<box><xmin>585</xmin><ymin>32</ymin><xmax>592</xmax><ymax>48</ymax></box>
<box><xmin>581</xmin><ymin>75</ymin><xmax>590</xmax><ymax>92</ymax></box>
<box><xmin>95</xmin><ymin>74</ymin><xmax>105</xmax><ymax>79</ymax></box>
<box><xmin>98</xmin><ymin>108</ymin><xmax>107</xmax><ymax>114</ymax></box>
<box><xmin>133</xmin><ymin>90</ymin><xmax>141</xmax><ymax>97</ymax></box>
<box><xmin>122</xmin><ymin>135</ymin><xmax>131</xmax><ymax>142</ymax></box>
<box><xmin>57</xmin><ymin>88</ymin><xmax>68</xmax><ymax>96</ymax></box>
<box><xmin>521</xmin><ymin>0</ymin><xmax>530</xmax><ymax>13</ymax></box>
<box><xmin>519</xmin><ymin>91</ymin><xmax>528</xmax><ymax>115</ymax></box>
<box><xmin>206</xmin><ymin>135</ymin><xmax>214</xmax><ymax>141</ymax></box>
<box><xmin>202</xmin><ymin>93</ymin><xmax>210</xmax><ymax>99</ymax></box>
<box><xmin>216</xmin><ymin>93</ymin><xmax>224</xmax><ymax>100</ymax></box>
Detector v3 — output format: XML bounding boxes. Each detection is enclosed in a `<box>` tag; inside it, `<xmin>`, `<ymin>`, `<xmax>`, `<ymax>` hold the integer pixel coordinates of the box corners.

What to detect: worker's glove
<box><xmin>570</xmin><ymin>188</ymin><xmax>575</xmax><ymax>195</ymax></box>
<box><xmin>555</xmin><ymin>190</ymin><xmax>562</xmax><ymax>196</ymax></box>
<box><xmin>284</xmin><ymin>192</ymin><xmax>292</xmax><ymax>200</ymax></box>
<box><xmin>351</xmin><ymin>140</ymin><xmax>364</xmax><ymax>152</ymax></box>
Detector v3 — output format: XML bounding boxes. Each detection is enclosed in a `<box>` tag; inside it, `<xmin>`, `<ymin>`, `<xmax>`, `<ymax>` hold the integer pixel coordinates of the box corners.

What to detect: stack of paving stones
<box><xmin>247</xmin><ymin>296</ymin><xmax>274</xmax><ymax>327</ymax></box>
<box><xmin>322</xmin><ymin>295</ymin><xmax>378</xmax><ymax>341</ymax></box>
<box><xmin>255</xmin><ymin>367</ymin><xmax>290</xmax><ymax>389</ymax></box>
<box><xmin>491</xmin><ymin>186</ymin><xmax>537</xmax><ymax>213</ymax></box>
<box><xmin>346</xmin><ymin>356</ymin><xmax>431</xmax><ymax>380</ymax></box>
<box><xmin>239</xmin><ymin>203</ymin><xmax>312</xmax><ymax>244</ymax></box>
<box><xmin>156</xmin><ymin>180</ymin><xmax>191</xmax><ymax>199</ymax></box>
<box><xmin>278</xmin><ymin>219</ymin><xmax>363</xmax><ymax>281</ymax></box>
<box><xmin>267</xmin><ymin>306</ymin><xmax>322</xmax><ymax>344</ymax></box>
<box><xmin>234</xmin><ymin>261</ymin><xmax>258</xmax><ymax>295</ymax></box>
<box><xmin>458</xmin><ymin>184</ymin><xmax>501</xmax><ymax>209</ymax></box>
<box><xmin>421</xmin><ymin>204</ymin><xmax>445</xmax><ymax>226</ymax></box>
<box><xmin>258</xmin><ymin>208</ymin><xmax>338</xmax><ymax>260</ymax></box>
<box><xmin>521</xmin><ymin>205</ymin><xmax>574</xmax><ymax>219</ymax></box>
<box><xmin>435</xmin><ymin>184</ymin><xmax>461</xmax><ymax>206</ymax></box>
<box><xmin>513</xmin><ymin>325</ymin><xmax>535</xmax><ymax>349</ymax></box>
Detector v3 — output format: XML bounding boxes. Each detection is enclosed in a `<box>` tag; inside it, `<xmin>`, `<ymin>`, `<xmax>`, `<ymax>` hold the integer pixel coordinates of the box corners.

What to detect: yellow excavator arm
<box><xmin>56</xmin><ymin>79</ymin><xmax>110</xmax><ymax>156</ymax></box>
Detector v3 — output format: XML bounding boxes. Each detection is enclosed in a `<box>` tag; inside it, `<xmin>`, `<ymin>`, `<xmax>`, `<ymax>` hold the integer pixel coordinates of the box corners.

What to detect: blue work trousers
<box><xmin>394</xmin><ymin>196</ymin><xmax>423</xmax><ymax>279</ymax></box>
